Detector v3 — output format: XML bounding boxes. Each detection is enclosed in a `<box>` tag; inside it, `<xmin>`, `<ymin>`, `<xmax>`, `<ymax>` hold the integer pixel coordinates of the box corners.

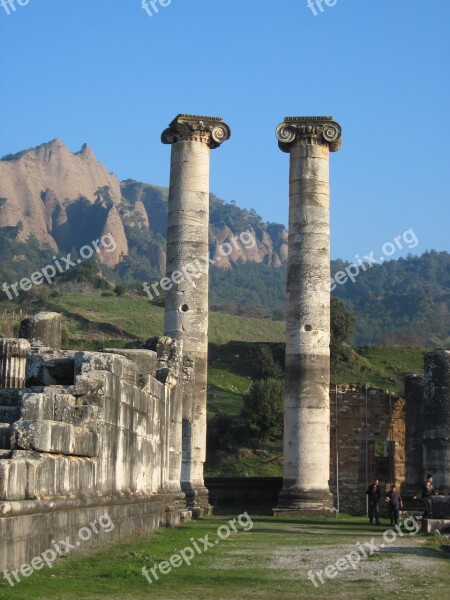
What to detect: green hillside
<box><xmin>0</xmin><ymin>293</ymin><xmax>427</xmax><ymax>478</ymax></box>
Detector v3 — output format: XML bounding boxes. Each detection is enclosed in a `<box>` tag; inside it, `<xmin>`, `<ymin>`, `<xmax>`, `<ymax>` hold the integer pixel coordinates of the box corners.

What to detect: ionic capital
<box><xmin>276</xmin><ymin>116</ymin><xmax>342</xmax><ymax>153</ymax></box>
<box><xmin>161</xmin><ymin>114</ymin><xmax>231</xmax><ymax>150</ymax></box>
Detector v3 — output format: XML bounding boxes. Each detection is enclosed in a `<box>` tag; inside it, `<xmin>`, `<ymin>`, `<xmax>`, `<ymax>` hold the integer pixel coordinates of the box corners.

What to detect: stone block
<box><xmin>102</xmin><ymin>348</ymin><xmax>157</xmax><ymax>377</ymax></box>
<box><xmin>56</xmin><ymin>405</ymin><xmax>101</xmax><ymax>425</ymax></box>
<box><xmin>20</xmin><ymin>391</ymin><xmax>77</xmax><ymax>421</ymax></box>
<box><xmin>142</xmin><ymin>375</ymin><xmax>165</xmax><ymax>399</ymax></box>
<box><xmin>12</xmin><ymin>420</ymin><xmax>98</xmax><ymax>457</ymax></box>
<box><xmin>0</xmin><ymin>459</ymin><xmax>27</xmax><ymax>500</ymax></box>
<box><xmin>74</xmin><ymin>352</ymin><xmax>138</xmax><ymax>386</ymax></box>
<box><xmin>422</xmin><ymin>518</ymin><xmax>450</xmax><ymax>534</ymax></box>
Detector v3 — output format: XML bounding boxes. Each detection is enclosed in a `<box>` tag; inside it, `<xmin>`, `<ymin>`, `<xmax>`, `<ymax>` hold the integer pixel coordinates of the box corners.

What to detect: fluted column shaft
<box><xmin>275</xmin><ymin>117</ymin><xmax>342</xmax><ymax>515</ymax></box>
<box><xmin>0</xmin><ymin>338</ymin><xmax>31</xmax><ymax>389</ymax></box>
<box><xmin>161</xmin><ymin>115</ymin><xmax>230</xmax><ymax>511</ymax></box>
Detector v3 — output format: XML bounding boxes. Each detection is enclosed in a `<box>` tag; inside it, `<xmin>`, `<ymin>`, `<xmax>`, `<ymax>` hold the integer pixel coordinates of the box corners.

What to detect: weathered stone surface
<box><xmin>12</xmin><ymin>420</ymin><xmax>98</xmax><ymax>457</ymax></box>
<box><xmin>0</xmin><ymin>494</ymin><xmax>181</xmax><ymax>571</ymax></box>
<box><xmin>75</xmin><ymin>351</ymin><xmax>138</xmax><ymax>386</ymax></box>
<box><xmin>19</xmin><ymin>390</ymin><xmax>76</xmax><ymax>421</ymax></box>
<box><xmin>103</xmin><ymin>348</ymin><xmax>157</xmax><ymax>379</ymax></box>
<box><xmin>19</xmin><ymin>312</ymin><xmax>63</xmax><ymax>348</ymax></box>
<box><xmin>0</xmin><ymin>338</ymin><xmax>30</xmax><ymax>389</ymax></box>
<box><xmin>162</xmin><ymin>114</ymin><xmax>230</xmax><ymax>511</ymax></box>
<box><xmin>275</xmin><ymin>117</ymin><xmax>342</xmax><ymax>515</ymax></box>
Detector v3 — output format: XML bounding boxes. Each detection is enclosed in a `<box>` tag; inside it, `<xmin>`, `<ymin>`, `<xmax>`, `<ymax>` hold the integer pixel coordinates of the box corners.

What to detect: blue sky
<box><xmin>1</xmin><ymin>0</ymin><xmax>449</xmax><ymax>260</ymax></box>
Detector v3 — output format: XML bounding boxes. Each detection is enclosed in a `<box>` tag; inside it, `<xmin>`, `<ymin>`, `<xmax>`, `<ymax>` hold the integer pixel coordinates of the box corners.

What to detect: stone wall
<box><xmin>329</xmin><ymin>386</ymin><xmax>405</xmax><ymax>515</ymax></box>
<box><xmin>0</xmin><ymin>335</ymin><xmax>186</xmax><ymax>571</ymax></box>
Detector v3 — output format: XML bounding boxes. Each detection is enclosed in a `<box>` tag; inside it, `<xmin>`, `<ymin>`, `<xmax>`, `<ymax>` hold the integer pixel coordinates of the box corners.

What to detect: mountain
<box><xmin>0</xmin><ymin>139</ymin><xmax>449</xmax><ymax>348</ymax></box>
<box><xmin>0</xmin><ymin>140</ymin><xmax>288</xmax><ymax>274</ymax></box>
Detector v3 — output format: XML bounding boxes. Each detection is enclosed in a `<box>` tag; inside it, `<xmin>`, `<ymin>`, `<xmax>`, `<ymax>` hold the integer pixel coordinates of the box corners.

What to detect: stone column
<box><xmin>19</xmin><ymin>312</ymin><xmax>62</xmax><ymax>348</ymax></box>
<box><xmin>274</xmin><ymin>117</ymin><xmax>342</xmax><ymax>516</ymax></box>
<box><xmin>423</xmin><ymin>350</ymin><xmax>450</xmax><ymax>493</ymax></box>
<box><xmin>404</xmin><ymin>374</ymin><xmax>425</xmax><ymax>493</ymax></box>
<box><xmin>0</xmin><ymin>338</ymin><xmax>31</xmax><ymax>389</ymax></box>
<box><xmin>161</xmin><ymin>114</ymin><xmax>231</xmax><ymax>513</ymax></box>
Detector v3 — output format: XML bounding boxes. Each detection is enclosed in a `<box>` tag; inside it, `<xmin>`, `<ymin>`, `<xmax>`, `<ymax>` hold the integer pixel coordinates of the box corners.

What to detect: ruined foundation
<box><xmin>0</xmin><ymin>313</ymin><xmax>187</xmax><ymax>572</ymax></box>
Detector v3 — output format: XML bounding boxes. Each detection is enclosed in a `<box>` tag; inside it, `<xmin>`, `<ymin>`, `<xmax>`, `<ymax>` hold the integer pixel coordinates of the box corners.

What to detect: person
<box><xmin>385</xmin><ymin>484</ymin><xmax>403</xmax><ymax>525</ymax></box>
<box><xmin>421</xmin><ymin>474</ymin><xmax>436</xmax><ymax>519</ymax></box>
<box><xmin>366</xmin><ymin>478</ymin><xmax>381</xmax><ymax>525</ymax></box>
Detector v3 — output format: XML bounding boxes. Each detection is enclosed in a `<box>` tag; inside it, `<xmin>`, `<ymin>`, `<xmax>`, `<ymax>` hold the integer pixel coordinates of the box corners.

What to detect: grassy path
<box><xmin>1</xmin><ymin>515</ymin><xmax>448</xmax><ymax>600</ymax></box>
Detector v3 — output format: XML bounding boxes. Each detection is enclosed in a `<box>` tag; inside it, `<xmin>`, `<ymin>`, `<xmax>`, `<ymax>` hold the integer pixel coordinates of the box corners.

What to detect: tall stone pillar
<box><xmin>404</xmin><ymin>374</ymin><xmax>425</xmax><ymax>493</ymax></box>
<box><xmin>0</xmin><ymin>338</ymin><xmax>30</xmax><ymax>389</ymax></box>
<box><xmin>274</xmin><ymin>117</ymin><xmax>342</xmax><ymax>516</ymax></box>
<box><xmin>161</xmin><ymin>114</ymin><xmax>231</xmax><ymax>513</ymax></box>
<box><xmin>423</xmin><ymin>350</ymin><xmax>450</xmax><ymax>492</ymax></box>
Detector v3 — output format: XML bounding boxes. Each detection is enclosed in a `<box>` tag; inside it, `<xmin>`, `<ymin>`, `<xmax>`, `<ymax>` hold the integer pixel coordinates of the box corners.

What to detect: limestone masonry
<box><xmin>0</xmin><ymin>312</ymin><xmax>187</xmax><ymax>571</ymax></box>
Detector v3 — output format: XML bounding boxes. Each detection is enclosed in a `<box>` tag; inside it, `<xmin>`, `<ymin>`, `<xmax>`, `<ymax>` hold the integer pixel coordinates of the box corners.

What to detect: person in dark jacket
<box><xmin>421</xmin><ymin>474</ymin><xmax>436</xmax><ymax>519</ymax></box>
<box><xmin>385</xmin><ymin>484</ymin><xmax>403</xmax><ymax>525</ymax></box>
<box><xmin>366</xmin><ymin>479</ymin><xmax>381</xmax><ymax>525</ymax></box>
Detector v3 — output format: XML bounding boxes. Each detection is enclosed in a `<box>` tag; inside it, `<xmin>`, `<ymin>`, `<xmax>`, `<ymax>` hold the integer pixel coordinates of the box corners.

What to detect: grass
<box><xmin>0</xmin><ymin>295</ymin><xmax>285</xmax><ymax>348</ymax></box>
<box><xmin>0</xmin><ymin>516</ymin><xmax>448</xmax><ymax>600</ymax></box>
<box><xmin>47</xmin><ymin>294</ymin><xmax>286</xmax><ymax>347</ymax></box>
<box><xmin>0</xmin><ymin>294</ymin><xmax>426</xmax><ymax>479</ymax></box>
<box><xmin>0</xmin><ymin>294</ymin><xmax>425</xmax><ymax>398</ymax></box>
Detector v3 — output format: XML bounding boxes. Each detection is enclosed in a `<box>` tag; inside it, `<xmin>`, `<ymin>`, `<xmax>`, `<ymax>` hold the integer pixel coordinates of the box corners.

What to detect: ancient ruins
<box><xmin>0</xmin><ymin>115</ymin><xmax>449</xmax><ymax>571</ymax></box>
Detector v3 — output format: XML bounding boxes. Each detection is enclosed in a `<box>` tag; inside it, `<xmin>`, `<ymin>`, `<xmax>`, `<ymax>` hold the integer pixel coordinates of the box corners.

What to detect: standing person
<box><xmin>366</xmin><ymin>478</ymin><xmax>381</xmax><ymax>525</ymax></box>
<box><xmin>385</xmin><ymin>484</ymin><xmax>403</xmax><ymax>525</ymax></box>
<box><xmin>421</xmin><ymin>474</ymin><xmax>436</xmax><ymax>519</ymax></box>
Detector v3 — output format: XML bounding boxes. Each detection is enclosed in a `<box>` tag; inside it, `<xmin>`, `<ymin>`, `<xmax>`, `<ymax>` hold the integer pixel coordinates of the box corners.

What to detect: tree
<box><xmin>256</xmin><ymin>345</ymin><xmax>283</xmax><ymax>380</ymax></box>
<box><xmin>241</xmin><ymin>378</ymin><xmax>284</xmax><ymax>442</ymax></box>
<box><xmin>114</xmin><ymin>284</ymin><xmax>127</xmax><ymax>297</ymax></box>
<box><xmin>331</xmin><ymin>297</ymin><xmax>356</xmax><ymax>365</ymax></box>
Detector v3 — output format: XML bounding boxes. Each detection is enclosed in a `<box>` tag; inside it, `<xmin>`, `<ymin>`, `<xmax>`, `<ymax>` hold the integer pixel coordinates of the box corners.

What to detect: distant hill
<box><xmin>208</xmin><ymin>252</ymin><xmax>450</xmax><ymax>347</ymax></box>
<box><xmin>0</xmin><ymin>140</ymin><xmax>449</xmax><ymax>347</ymax></box>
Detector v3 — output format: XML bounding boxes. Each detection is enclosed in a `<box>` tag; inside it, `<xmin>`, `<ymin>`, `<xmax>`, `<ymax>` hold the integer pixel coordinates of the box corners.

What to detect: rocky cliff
<box><xmin>0</xmin><ymin>140</ymin><xmax>287</xmax><ymax>272</ymax></box>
